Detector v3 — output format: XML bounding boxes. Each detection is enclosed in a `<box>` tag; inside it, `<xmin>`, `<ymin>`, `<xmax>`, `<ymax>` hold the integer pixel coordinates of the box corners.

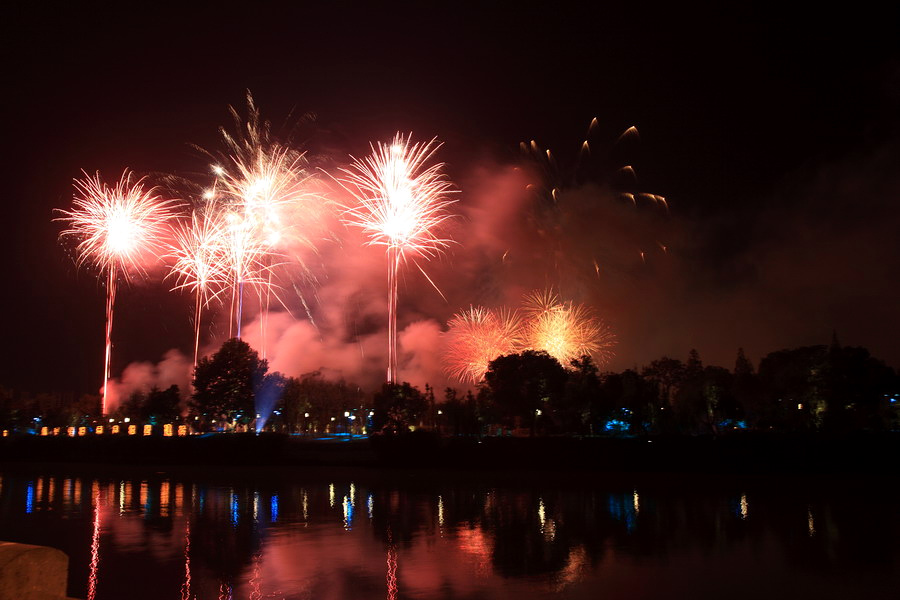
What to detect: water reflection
<box><xmin>25</xmin><ymin>480</ymin><xmax>34</xmax><ymax>513</ymax></box>
<box><xmin>86</xmin><ymin>481</ymin><xmax>101</xmax><ymax>600</ymax></box>
<box><xmin>386</xmin><ymin>530</ymin><xmax>398</xmax><ymax>600</ymax></box>
<box><xmin>0</xmin><ymin>471</ymin><xmax>897</xmax><ymax>599</ymax></box>
<box><xmin>180</xmin><ymin>519</ymin><xmax>191</xmax><ymax>600</ymax></box>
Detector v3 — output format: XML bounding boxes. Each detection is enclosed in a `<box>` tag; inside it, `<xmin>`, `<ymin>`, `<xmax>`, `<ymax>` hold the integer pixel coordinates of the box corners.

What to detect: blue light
<box><xmin>604</xmin><ymin>419</ymin><xmax>630</xmax><ymax>433</ymax></box>
<box><xmin>25</xmin><ymin>481</ymin><xmax>34</xmax><ymax>514</ymax></box>
<box><xmin>344</xmin><ymin>495</ymin><xmax>354</xmax><ymax>530</ymax></box>
<box><xmin>231</xmin><ymin>493</ymin><xmax>239</xmax><ymax>527</ymax></box>
<box><xmin>270</xmin><ymin>494</ymin><xmax>279</xmax><ymax>523</ymax></box>
<box><xmin>607</xmin><ymin>493</ymin><xmax>636</xmax><ymax>531</ymax></box>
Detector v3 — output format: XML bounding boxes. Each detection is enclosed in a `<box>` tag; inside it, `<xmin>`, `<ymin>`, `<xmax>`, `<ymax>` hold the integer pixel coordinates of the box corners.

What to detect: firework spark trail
<box><xmin>167</xmin><ymin>208</ymin><xmax>231</xmax><ymax>367</ymax></box>
<box><xmin>56</xmin><ymin>171</ymin><xmax>178</xmax><ymax>412</ymax></box>
<box><xmin>444</xmin><ymin>306</ymin><xmax>524</xmax><ymax>384</ymax></box>
<box><xmin>522</xmin><ymin>289</ymin><xmax>616</xmax><ymax>367</ymax></box>
<box><xmin>340</xmin><ymin>133</ymin><xmax>457</xmax><ymax>382</ymax></box>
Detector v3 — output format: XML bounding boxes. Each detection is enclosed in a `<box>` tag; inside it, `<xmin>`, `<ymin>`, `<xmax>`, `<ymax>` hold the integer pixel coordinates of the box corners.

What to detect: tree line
<box><xmin>469</xmin><ymin>340</ymin><xmax>899</xmax><ymax>436</ymax></box>
<box><xmin>1</xmin><ymin>335</ymin><xmax>897</xmax><ymax>435</ymax></box>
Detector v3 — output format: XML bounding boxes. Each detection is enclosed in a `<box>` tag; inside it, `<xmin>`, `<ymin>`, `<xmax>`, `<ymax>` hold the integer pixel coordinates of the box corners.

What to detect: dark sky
<box><xmin>4</xmin><ymin>3</ymin><xmax>899</xmax><ymax>395</ymax></box>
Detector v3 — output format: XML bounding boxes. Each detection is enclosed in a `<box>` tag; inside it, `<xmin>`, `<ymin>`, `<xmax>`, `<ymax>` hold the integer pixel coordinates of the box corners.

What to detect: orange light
<box><xmin>160</xmin><ymin>480</ymin><xmax>170</xmax><ymax>517</ymax></box>
<box><xmin>143</xmin><ymin>424</ymin><xmax>152</xmax><ymax>436</ymax></box>
<box><xmin>78</xmin><ymin>427</ymin><xmax>87</xmax><ymax>436</ymax></box>
<box><xmin>163</xmin><ymin>424</ymin><xmax>173</xmax><ymax>437</ymax></box>
<box><xmin>177</xmin><ymin>425</ymin><xmax>187</xmax><ymax>437</ymax></box>
<box><xmin>112</xmin><ymin>425</ymin><xmax>120</xmax><ymax>434</ymax></box>
<box><xmin>40</xmin><ymin>427</ymin><xmax>48</xmax><ymax>436</ymax></box>
<box><xmin>96</xmin><ymin>425</ymin><xmax>104</xmax><ymax>435</ymax></box>
<box><xmin>128</xmin><ymin>424</ymin><xmax>136</xmax><ymax>435</ymax></box>
<box><xmin>67</xmin><ymin>427</ymin><xmax>76</xmax><ymax>437</ymax></box>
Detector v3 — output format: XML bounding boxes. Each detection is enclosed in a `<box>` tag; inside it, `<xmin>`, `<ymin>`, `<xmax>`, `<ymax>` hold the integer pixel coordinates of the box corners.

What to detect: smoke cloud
<box><xmin>105</xmin><ymin>348</ymin><xmax>192</xmax><ymax>411</ymax></box>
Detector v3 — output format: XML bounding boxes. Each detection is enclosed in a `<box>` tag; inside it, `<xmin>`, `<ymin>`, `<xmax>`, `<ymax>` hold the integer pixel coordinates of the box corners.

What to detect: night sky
<box><xmin>4</xmin><ymin>3</ymin><xmax>899</xmax><ymax>397</ymax></box>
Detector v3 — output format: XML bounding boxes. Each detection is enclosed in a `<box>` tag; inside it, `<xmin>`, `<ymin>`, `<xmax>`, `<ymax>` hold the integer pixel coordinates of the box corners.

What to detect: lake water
<box><xmin>0</xmin><ymin>467</ymin><xmax>896</xmax><ymax>599</ymax></box>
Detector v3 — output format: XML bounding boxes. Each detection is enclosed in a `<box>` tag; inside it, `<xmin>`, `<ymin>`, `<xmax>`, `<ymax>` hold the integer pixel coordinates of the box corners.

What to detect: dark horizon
<box><xmin>4</xmin><ymin>4</ymin><xmax>899</xmax><ymax>396</ymax></box>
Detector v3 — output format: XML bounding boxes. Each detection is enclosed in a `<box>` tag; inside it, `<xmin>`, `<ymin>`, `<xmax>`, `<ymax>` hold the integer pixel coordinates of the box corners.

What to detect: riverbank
<box><xmin>2</xmin><ymin>431</ymin><xmax>897</xmax><ymax>475</ymax></box>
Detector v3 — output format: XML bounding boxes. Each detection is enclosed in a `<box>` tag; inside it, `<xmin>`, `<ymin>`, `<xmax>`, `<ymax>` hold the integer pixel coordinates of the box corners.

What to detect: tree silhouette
<box><xmin>280</xmin><ymin>376</ymin><xmax>309</xmax><ymax>433</ymax></box>
<box><xmin>642</xmin><ymin>357</ymin><xmax>686</xmax><ymax>407</ymax></box>
<box><xmin>733</xmin><ymin>348</ymin><xmax>762</xmax><ymax>427</ymax></box>
<box><xmin>686</xmin><ymin>348</ymin><xmax>703</xmax><ymax>378</ymax></box>
<box><xmin>758</xmin><ymin>345</ymin><xmax>829</xmax><ymax>431</ymax></box>
<box><xmin>191</xmin><ymin>338</ymin><xmax>268</xmax><ymax>430</ymax></box>
<box><xmin>146</xmin><ymin>385</ymin><xmax>182</xmax><ymax>423</ymax></box>
<box><xmin>483</xmin><ymin>350</ymin><xmax>567</xmax><ymax>435</ymax></box>
<box><xmin>561</xmin><ymin>355</ymin><xmax>601</xmax><ymax>433</ymax></box>
<box><xmin>734</xmin><ymin>347</ymin><xmax>754</xmax><ymax>377</ymax></box>
<box><xmin>372</xmin><ymin>382</ymin><xmax>427</xmax><ymax>434</ymax></box>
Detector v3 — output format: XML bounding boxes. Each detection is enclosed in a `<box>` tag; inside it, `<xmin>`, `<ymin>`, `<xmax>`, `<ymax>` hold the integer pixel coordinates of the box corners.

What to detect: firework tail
<box><xmin>387</xmin><ymin>245</ymin><xmax>400</xmax><ymax>383</ymax></box>
<box><xmin>258</xmin><ymin>267</ymin><xmax>274</xmax><ymax>359</ymax></box>
<box><xmin>192</xmin><ymin>289</ymin><xmax>203</xmax><ymax>368</ymax></box>
<box><xmin>102</xmin><ymin>264</ymin><xmax>117</xmax><ymax>413</ymax></box>
<box><xmin>228</xmin><ymin>277</ymin><xmax>235</xmax><ymax>339</ymax></box>
<box><xmin>237</xmin><ymin>278</ymin><xmax>245</xmax><ymax>339</ymax></box>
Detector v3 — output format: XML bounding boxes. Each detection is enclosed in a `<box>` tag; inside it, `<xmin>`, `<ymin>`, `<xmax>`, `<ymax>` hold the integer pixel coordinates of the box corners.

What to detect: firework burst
<box><xmin>56</xmin><ymin>170</ymin><xmax>178</xmax><ymax>411</ymax></box>
<box><xmin>203</xmin><ymin>95</ymin><xmax>328</xmax><ymax>346</ymax></box>
<box><xmin>217</xmin><ymin>146</ymin><xmax>321</xmax><ymax>251</ymax></box>
<box><xmin>340</xmin><ymin>134</ymin><xmax>457</xmax><ymax>258</ymax></box>
<box><xmin>522</xmin><ymin>289</ymin><xmax>616</xmax><ymax>367</ymax></box>
<box><xmin>60</xmin><ymin>171</ymin><xmax>177</xmax><ymax>275</ymax></box>
<box><xmin>340</xmin><ymin>133</ymin><xmax>457</xmax><ymax>382</ymax></box>
<box><xmin>166</xmin><ymin>207</ymin><xmax>231</xmax><ymax>366</ymax></box>
<box><xmin>444</xmin><ymin>306</ymin><xmax>524</xmax><ymax>384</ymax></box>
